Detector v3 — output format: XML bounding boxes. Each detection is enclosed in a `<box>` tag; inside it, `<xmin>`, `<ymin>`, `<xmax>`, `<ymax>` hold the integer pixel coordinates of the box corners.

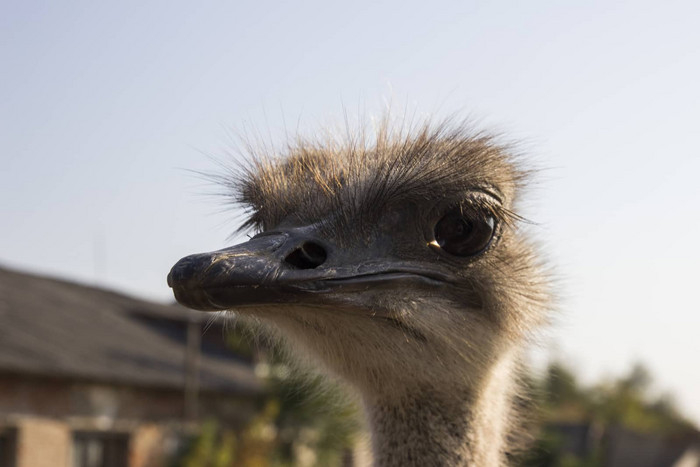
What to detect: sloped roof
<box><xmin>0</xmin><ymin>266</ymin><xmax>262</xmax><ymax>395</ymax></box>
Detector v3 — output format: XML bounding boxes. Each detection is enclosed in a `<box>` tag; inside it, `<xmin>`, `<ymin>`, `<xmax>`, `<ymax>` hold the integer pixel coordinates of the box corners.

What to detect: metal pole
<box><xmin>184</xmin><ymin>317</ymin><xmax>201</xmax><ymax>421</ymax></box>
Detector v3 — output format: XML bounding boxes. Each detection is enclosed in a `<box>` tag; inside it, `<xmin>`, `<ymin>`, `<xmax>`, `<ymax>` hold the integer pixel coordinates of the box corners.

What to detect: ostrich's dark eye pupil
<box><xmin>434</xmin><ymin>209</ymin><xmax>496</xmax><ymax>257</ymax></box>
<box><xmin>437</xmin><ymin>218</ymin><xmax>472</xmax><ymax>244</ymax></box>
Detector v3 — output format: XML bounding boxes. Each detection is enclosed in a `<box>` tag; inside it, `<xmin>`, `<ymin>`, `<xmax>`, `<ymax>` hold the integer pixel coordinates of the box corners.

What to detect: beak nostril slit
<box><xmin>284</xmin><ymin>241</ymin><xmax>327</xmax><ymax>269</ymax></box>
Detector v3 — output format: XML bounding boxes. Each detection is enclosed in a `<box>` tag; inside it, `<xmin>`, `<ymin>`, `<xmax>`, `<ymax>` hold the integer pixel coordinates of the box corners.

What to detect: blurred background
<box><xmin>1</xmin><ymin>1</ymin><xmax>698</xmax><ymax>466</ymax></box>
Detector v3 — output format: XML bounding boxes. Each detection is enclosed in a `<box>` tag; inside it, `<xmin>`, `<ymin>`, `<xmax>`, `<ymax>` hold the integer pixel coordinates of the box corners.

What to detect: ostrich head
<box><xmin>168</xmin><ymin>119</ymin><xmax>548</xmax><ymax>465</ymax></box>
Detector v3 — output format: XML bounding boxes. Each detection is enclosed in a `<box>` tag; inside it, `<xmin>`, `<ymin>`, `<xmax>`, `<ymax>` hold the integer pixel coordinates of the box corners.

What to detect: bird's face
<box><xmin>168</xmin><ymin>124</ymin><xmax>546</xmax><ymax>394</ymax></box>
<box><xmin>169</xmin><ymin>193</ymin><xmax>500</xmax><ymax>316</ymax></box>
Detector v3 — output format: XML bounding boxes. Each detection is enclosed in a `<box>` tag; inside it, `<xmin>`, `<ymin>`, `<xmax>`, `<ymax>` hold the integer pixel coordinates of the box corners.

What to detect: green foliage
<box><xmin>229</xmin><ymin>317</ymin><xmax>362</xmax><ymax>466</ymax></box>
<box><xmin>518</xmin><ymin>361</ymin><xmax>697</xmax><ymax>466</ymax></box>
<box><xmin>178</xmin><ymin>420</ymin><xmax>237</xmax><ymax>467</ymax></box>
<box><xmin>541</xmin><ymin>361</ymin><xmax>694</xmax><ymax>435</ymax></box>
<box><xmin>212</xmin><ymin>431</ymin><xmax>237</xmax><ymax>467</ymax></box>
<box><xmin>517</xmin><ymin>429</ymin><xmax>602</xmax><ymax>467</ymax></box>
<box><xmin>518</xmin><ymin>429</ymin><xmax>566</xmax><ymax>467</ymax></box>
<box><xmin>173</xmin><ymin>314</ymin><xmax>361</xmax><ymax>467</ymax></box>
<box><xmin>268</xmin><ymin>370</ymin><xmax>362</xmax><ymax>466</ymax></box>
<box><xmin>544</xmin><ymin>362</ymin><xmax>579</xmax><ymax>406</ymax></box>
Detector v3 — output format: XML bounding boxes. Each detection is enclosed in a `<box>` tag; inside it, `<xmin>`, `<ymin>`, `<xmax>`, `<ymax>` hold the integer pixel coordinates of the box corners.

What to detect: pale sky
<box><xmin>1</xmin><ymin>1</ymin><xmax>699</xmax><ymax>423</ymax></box>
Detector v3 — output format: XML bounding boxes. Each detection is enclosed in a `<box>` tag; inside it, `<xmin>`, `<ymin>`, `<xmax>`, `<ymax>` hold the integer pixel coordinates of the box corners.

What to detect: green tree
<box><xmin>519</xmin><ymin>361</ymin><xmax>697</xmax><ymax>466</ymax></box>
<box><xmin>228</xmin><ymin>316</ymin><xmax>362</xmax><ymax>466</ymax></box>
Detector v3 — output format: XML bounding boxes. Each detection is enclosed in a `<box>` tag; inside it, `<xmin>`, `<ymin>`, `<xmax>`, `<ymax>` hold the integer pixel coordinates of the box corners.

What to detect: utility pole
<box><xmin>184</xmin><ymin>315</ymin><xmax>201</xmax><ymax>422</ymax></box>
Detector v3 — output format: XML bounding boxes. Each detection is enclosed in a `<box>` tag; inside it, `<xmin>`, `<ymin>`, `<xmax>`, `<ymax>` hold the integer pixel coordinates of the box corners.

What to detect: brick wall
<box><xmin>15</xmin><ymin>417</ymin><xmax>70</xmax><ymax>467</ymax></box>
<box><xmin>130</xmin><ymin>424</ymin><xmax>166</xmax><ymax>467</ymax></box>
<box><xmin>0</xmin><ymin>374</ymin><xmax>259</xmax><ymax>467</ymax></box>
<box><xmin>0</xmin><ymin>374</ymin><xmax>257</xmax><ymax>427</ymax></box>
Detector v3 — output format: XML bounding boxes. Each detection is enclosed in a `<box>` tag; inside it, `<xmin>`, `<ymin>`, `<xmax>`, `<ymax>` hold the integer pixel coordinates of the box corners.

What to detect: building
<box><xmin>548</xmin><ymin>421</ymin><xmax>700</xmax><ymax>467</ymax></box>
<box><xmin>0</xmin><ymin>266</ymin><xmax>263</xmax><ymax>467</ymax></box>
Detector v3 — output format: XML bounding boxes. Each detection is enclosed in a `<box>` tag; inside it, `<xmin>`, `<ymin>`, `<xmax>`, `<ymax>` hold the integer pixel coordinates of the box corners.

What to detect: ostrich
<box><xmin>168</xmin><ymin>118</ymin><xmax>549</xmax><ymax>466</ymax></box>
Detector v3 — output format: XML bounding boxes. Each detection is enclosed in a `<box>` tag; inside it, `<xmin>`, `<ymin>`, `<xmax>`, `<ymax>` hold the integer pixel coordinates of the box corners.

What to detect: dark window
<box><xmin>0</xmin><ymin>427</ymin><xmax>17</xmax><ymax>467</ymax></box>
<box><xmin>72</xmin><ymin>432</ymin><xmax>129</xmax><ymax>467</ymax></box>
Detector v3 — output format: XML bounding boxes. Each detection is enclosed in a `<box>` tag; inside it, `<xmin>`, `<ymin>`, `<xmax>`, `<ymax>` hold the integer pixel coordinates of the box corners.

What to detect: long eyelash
<box><xmin>456</xmin><ymin>197</ymin><xmax>527</xmax><ymax>229</ymax></box>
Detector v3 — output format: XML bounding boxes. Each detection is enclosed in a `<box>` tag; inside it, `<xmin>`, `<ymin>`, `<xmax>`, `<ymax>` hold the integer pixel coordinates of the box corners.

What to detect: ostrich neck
<box><xmin>363</xmin><ymin>349</ymin><xmax>518</xmax><ymax>467</ymax></box>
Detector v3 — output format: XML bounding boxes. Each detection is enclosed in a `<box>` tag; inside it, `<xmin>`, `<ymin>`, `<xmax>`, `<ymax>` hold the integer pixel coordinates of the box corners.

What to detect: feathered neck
<box><xmin>362</xmin><ymin>348</ymin><xmax>519</xmax><ymax>467</ymax></box>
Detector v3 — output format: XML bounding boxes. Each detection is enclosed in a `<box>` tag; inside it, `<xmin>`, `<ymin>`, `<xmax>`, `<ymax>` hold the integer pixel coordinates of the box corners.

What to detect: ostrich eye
<box><xmin>433</xmin><ymin>209</ymin><xmax>496</xmax><ymax>257</ymax></box>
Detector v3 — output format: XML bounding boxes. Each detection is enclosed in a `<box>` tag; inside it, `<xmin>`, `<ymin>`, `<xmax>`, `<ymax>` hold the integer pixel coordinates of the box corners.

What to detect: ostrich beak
<box><xmin>168</xmin><ymin>233</ymin><xmax>303</xmax><ymax>311</ymax></box>
<box><xmin>168</xmin><ymin>231</ymin><xmax>449</xmax><ymax>312</ymax></box>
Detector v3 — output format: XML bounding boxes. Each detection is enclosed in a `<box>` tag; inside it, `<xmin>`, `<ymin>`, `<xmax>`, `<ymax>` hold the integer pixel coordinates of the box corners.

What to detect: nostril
<box><xmin>284</xmin><ymin>242</ymin><xmax>327</xmax><ymax>269</ymax></box>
